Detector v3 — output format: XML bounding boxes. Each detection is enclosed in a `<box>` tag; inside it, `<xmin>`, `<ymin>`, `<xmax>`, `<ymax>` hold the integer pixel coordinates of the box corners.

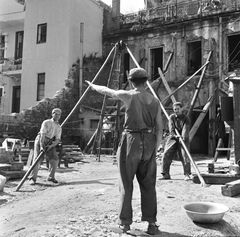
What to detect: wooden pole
<box><xmin>16</xmin><ymin>46</ymin><xmax>117</xmax><ymax>191</ymax></box>
<box><xmin>126</xmin><ymin>46</ymin><xmax>207</xmax><ymax>187</ymax></box>
<box><xmin>189</xmin><ymin>94</ymin><xmax>214</xmax><ymax>142</ymax></box>
<box><xmin>162</xmin><ymin>61</ymin><xmax>209</xmax><ymax>104</ymax></box>
<box><xmin>187</xmin><ymin>51</ymin><xmax>212</xmax><ymax>117</ymax></box>
<box><xmin>229</xmin><ymin>77</ymin><xmax>240</xmax><ymax>164</ymax></box>
<box><xmin>16</xmin><ymin>150</ymin><xmax>45</xmax><ymax>191</ymax></box>
<box><xmin>158</xmin><ymin>67</ymin><xmax>177</xmax><ymax>103</ymax></box>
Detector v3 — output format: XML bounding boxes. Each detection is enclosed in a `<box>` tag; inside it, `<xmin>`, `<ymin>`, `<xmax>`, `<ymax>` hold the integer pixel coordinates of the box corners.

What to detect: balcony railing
<box><xmin>119</xmin><ymin>0</ymin><xmax>240</xmax><ymax>27</ymax></box>
<box><xmin>0</xmin><ymin>57</ymin><xmax>22</xmax><ymax>72</ymax></box>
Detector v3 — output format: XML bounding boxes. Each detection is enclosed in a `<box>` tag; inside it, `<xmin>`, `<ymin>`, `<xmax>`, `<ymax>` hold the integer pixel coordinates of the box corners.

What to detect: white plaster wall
<box><xmin>20</xmin><ymin>0</ymin><xmax>103</xmax><ymax>111</ymax></box>
<box><xmin>68</xmin><ymin>0</ymin><xmax>103</xmax><ymax>59</ymax></box>
<box><xmin>0</xmin><ymin>19</ymin><xmax>24</xmax><ymax>114</ymax></box>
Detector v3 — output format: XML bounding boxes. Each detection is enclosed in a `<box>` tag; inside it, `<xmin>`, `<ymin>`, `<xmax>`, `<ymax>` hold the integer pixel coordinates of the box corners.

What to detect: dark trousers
<box><xmin>161</xmin><ymin>137</ymin><xmax>191</xmax><ymax>176</ymax></box>
<box><xmin>29</xmin><ymin>135</ymin><xmax>59</xmax><ymax>181</ymax></box>
<box><xmin>117</xmin><ymin>132</ymin><xmax>157</xmax><ymax>225</ymax></box>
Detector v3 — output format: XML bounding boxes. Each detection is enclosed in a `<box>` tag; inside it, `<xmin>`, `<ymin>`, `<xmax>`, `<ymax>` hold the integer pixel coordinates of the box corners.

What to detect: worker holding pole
<box><xmin>28</xmin><ymin>108</ymin><xmax>62</xmax><ymax>185</ymax></box>
<box><xmin>159</xmin><ymin>102</ymin><xmax>192</xmax><ymax>181</ymax></box>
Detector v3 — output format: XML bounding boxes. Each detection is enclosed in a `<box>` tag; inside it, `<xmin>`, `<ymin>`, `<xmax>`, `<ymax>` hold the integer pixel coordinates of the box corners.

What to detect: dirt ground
<box><xmin>0</xmin><ymin>154</ymin><xmax>240</xmax><ymax>237</ymax></box>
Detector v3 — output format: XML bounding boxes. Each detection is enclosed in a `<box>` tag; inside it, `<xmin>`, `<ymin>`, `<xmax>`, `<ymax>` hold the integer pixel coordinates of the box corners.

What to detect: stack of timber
<box><xmin>193</xmin><ymin>159</ymin><xmax>240</xmax><ymax>185</ymax></box>
<box><xmin>18</xmin><ymin>147</ymin><xmax>31</xmax><ymax>164</ymax></box>
<box><xmin>60</xmin><ymin>145</ymin><xmax>85</xmax><ymax>166</ymax></box>
<box><xmin>0</xmin><ymin>147</ymin><xmax>26</xmax><ymax>180</ymax></box>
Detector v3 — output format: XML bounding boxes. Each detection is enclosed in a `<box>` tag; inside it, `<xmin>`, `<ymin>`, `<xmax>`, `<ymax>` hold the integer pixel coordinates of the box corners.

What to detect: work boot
<box><xmin>47</xmin><ymin>177</ymin><xmax>58</xmax><ymax>183</ymax></box>
<box><xmin>29</xmin><ymin>178</ymin><xmax>36</xmax><ymax>185</ymax></box>
<box><xmin>159</xmin><ymin>174</ymin><xmax>171</xmax><ymax>180</ymax></box>
<box><xmin>119</xmin><ymin>224</ymin><xmax>130</xmax><ymax>232</ymax></box>
<box><xmin>184</xmin><ymin>174</ymin><xmax>193</xmax><ymax>181</ymax></box>
<box><xmin>147</xmin><ymin>223</ymin><xmax>160</xmax><ymax>235</ymax></box>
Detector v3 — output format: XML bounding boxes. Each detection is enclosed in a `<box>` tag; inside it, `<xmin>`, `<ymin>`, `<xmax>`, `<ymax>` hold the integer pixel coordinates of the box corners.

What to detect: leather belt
<box><xmin>124</xmin><ymin>129</ymin><xmax>152</xmax><ymax>133</ymax></box>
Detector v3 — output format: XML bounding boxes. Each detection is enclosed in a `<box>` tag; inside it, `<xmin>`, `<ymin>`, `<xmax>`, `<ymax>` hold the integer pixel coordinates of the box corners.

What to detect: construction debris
<box><xmin>0</xmin><ymin>144</ymin><xmax>26</xmax><ymax>180</ymax></box>
<box><xmin>221</xmin><ymin>179</ymin><xmax>240</xmax><ymax>197</ymax></box>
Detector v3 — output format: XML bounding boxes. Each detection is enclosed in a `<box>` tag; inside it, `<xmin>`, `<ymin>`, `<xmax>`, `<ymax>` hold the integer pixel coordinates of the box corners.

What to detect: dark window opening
<box><xmin>228</xmin><ymin>34</ymin><xmax>240</xmax><ymax>72</ymax></box>
<box><xmin>37</xmin><ymin>23</ymin><xmax>47</xmax><ymax>44</ymax></box>
<box><xmin>90</xmin><ymin>119</ymin><xmax>99</xmax><ymax>129</ymax></box>
<box><xmin>15</xmin><ymin>31</ymin><xmax>24</xmax><ymax>65</ymax></box>
<box><xmin>190</xmin><ymin>108</ymin><xmax>209</xmax><ymax>154</ymax></box>
<box><xmin>12</xmin><ymin>86</ymin><xmax>21</xmax><ymax>113</ymax></box>
<box><xmin>123</xmin><ymin>53</ymin><xmax>130</xmax><ymax>83</ymax></box>
<box><xmin>150</xmin><ymin>47</ymin><xmax>163</xmax><ymax>80</ymax></box>
<box><xmin>37</xmin><ymin>73</ymin><xmax>45</xmax><ymax>101</ymax></box>
<box><xmin>187</xmin><ymin>41</ymin><xmax>202</xmax><ymax>76</ymax></box>
<box><xmin>0</xmin><ymin>87</ymin><xmax>3</xmax><ymax>97</ymax></box>
<box><xmin>0</xmin><ymin>35</ymin><xmax>5</xmax><ymax>64</ymax></box>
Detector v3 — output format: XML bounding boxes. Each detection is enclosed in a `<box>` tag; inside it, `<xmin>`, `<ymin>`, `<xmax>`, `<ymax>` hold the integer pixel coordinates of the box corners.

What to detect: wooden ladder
<box><xmin>92</xmin><ymin>42</ymin><xmax>125</xmax><ymax>161</ymax></box>
<box><xmin>214</xmin><ymin>128</ymin><xmax>234</xmax><ymax>162</ymax></box>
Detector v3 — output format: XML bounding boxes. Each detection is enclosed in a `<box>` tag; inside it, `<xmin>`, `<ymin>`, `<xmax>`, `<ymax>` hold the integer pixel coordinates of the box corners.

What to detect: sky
<box><xmin>0</xmin><ymin>0</ymin><xmax>145</xmax><ymax>16</ymax></box>
<box><xmin>101</xmin><ymin>0</ymin><xmax>145</xmax><ymax>14</ymax></box>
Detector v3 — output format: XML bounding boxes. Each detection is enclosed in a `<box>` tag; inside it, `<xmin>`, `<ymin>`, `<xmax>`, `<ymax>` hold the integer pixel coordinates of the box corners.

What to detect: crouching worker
<box><xmin>29</xmin><ymin>108</ymin><xmax>62</xmax><ymax>185</ymax></box>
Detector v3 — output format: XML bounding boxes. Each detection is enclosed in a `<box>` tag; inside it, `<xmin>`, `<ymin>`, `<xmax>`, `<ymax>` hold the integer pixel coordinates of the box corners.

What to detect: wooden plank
<box><xmin>227</xmin><ymin>129</ymin><xmax>233</xmax><ymax>160</ymax></box>
<box><xmin>187</xmin><ymin>51</ymin><xmax>212</xmax><ymax>117</ymax></box>
<box><xmin>221</xmin><ymin>180</ymin><xmax>240</xmax><ymax>197</ymax></box>
<box><xmin>208</xmin><ymin>80</ymin><xmax>216</xmax><ymax>156</ymax></box>
<box><xmin>161</xmin><ymin>61</ymin><xmax>210</xmax><ymax>104</ymax></box>
<box><xmin>189</xmin><ymin>95</ymin><xmax>214</xmax><ymax>142</ymax></box>
<box><xmin>192</xmin><ymin>173</ymin><xmax>240</xmax><ymax>185</ymax></box>
<box><xmin>158</xmin><ymin>67</ymin><xmax>177</xmax><ymax>103</ymax></box>
<box><xmin>230</xmin><ymin>78</ymin><xmax>240</xmax><ymax>164</ymax></box>
<box><xmin>216</xmin><ymin>148</ymin><xmax>233</xmax><ymax>151</ymax></box>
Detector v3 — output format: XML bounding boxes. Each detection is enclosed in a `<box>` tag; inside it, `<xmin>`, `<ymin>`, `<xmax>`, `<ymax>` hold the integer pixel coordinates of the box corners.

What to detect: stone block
<box><xmin>9</xmin><ymin>162</ymin><xmax>24</xmax><ymax>171</ymax></box>
<box><xmin>0</xmin><ymin>170</ymin><xmax>26</xmax><ymax>180</ymax></box>
<box><xmin>221</xmin><ymin>180</ymin><xmax>240</xmax><ymax>197</ymax></box>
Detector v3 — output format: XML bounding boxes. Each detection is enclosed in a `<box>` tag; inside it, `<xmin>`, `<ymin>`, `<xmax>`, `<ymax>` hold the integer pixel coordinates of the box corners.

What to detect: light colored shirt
<box><xmin>39</xmin><ymin>118</ymin><xmax>62</xmax><ymax>140</ymax></box>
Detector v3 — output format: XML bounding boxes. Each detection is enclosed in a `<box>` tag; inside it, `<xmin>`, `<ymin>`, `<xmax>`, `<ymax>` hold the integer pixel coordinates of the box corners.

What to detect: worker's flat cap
<box><xmin>128</xmin><ymin>68</ymin><xmax>149</xmax><ymax>79</ymax></box>
<box><xmin>52</xmin><ymin>108</ymin><xmax>62</xmax><ymax>114</ymax></box>
<box><xmin>173</xmin><ymin>102</ymin><xmax>183</xmax><ymax>107</ymax></box>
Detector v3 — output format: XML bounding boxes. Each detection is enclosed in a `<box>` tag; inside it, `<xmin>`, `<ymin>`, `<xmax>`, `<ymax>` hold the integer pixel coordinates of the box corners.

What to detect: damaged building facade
<box><xmin>1</xmin><ymin>0</ymin><xmax>240</xmax><ymax>156</ymax></box>
<box><xmin>100</xmin><ymin>0</ymin><xmax>240</xmax><ymax>156</ymax></box>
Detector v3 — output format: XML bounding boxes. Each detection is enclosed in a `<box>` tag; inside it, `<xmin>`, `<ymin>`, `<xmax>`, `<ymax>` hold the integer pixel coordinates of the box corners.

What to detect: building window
<box><xmin>37</xmin><ymin>23</ymin><xmax>47</xmax><ymax>44</ymax></box>
<box><xmin>15</xmin><ymin>31</ymin><xmax>24</xmax><ymax>65</ymax></box>
<box><xmin>0</xmin><ymin>86</ymin><xmax>4</xmax><ymax>97</ymax></box>
<box><xmin>90</xmin><ymin>119</ymin><xmax>99</xmax><ymax>129</ymax></box>
<box><xmin>150</xmin><ymin>47</ymin><xmax>163</xmax><ymax>80</ymax></box>
<box><xmin>187</xmin><ymin>41</ymin><xmax>202</xmax><ymax>76</ymax></box>
<box><xmin>37</xmin><ymin>73</ymin><xmax>45</xmax><ymax>101</ymax></box>
<box><xmin>0</xmin><ymin>35</ymin><xmax>5</xmax><ymax>64</ymax></box>
<box><xmin>12</xmin><ymin>86</ymin><xmax>21</xmax><ymax>113</ymax></box>
<box><xmin>228</xmin><ymin>34</ymin><xmax>240</xmax><ymax>72</ymax></box>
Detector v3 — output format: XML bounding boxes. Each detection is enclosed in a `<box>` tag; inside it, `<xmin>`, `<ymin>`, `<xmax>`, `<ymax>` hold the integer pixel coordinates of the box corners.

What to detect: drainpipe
<box><xmin>79</xmin><ymin>22</ymin><xmax>84</xmax><ymax>98</ymax></box>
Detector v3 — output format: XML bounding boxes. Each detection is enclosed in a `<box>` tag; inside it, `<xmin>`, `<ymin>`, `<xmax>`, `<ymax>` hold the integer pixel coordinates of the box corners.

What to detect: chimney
<box><xmin>112</xmin><ymin>0</ymin><xmax>120</xmax><ymax>18</ymax></box>
<box><xmin>112</xmin><ymin>0</ymin><xmax>120</xmax><ymax>29</ymax></box>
